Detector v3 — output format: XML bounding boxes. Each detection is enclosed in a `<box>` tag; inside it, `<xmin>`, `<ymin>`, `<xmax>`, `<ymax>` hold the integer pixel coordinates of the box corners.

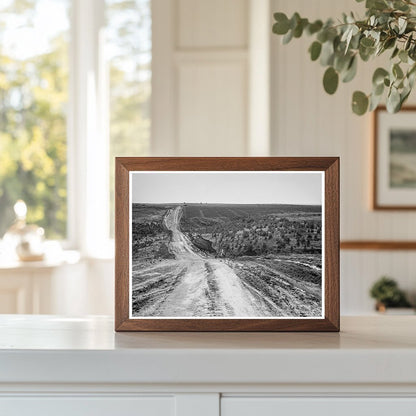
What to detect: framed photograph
<box><xmin>115</xmin><ymin>157</ymin><xmax>339</xmax><ymax>332</ymax></box>
<box><xmin>374</xmin><ymin>106</ymin><xmax>416</xmax><ymax>209</ymax></box>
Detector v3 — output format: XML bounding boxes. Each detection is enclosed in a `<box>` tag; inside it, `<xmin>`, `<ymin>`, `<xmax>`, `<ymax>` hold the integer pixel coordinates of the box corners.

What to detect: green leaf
<box><xmin>408</xmin><ymin>63</ymin><xmax>416</xmax><ymax>78</ymax></box>
<box><xmin>307</xmin><ymin>20</ymin><xmax>323</xmax><ymax>35</ymax></box>
<box><xmin>290</xmin><ymin>12</ymin><xmax>301</xmax><ymax>30</ymax></box>
<box><xmin>372</xmin><ymin>68</ymin><xmax>389</xmax><ymax>86</ymax></box>
<box><xmin>350</xmin><ymin>32</ymin><xmax>361</xmax><ymax>49</ymax></box>
<box><xmin>320</xmin><ymin>41</ymin><xmax>335</xmax><ymax>66</ymax></box>
<box><xmin>273</xmin><ymin>13</ymin><xmax>290</xmax><ymax>35</ymax></box>
<box><xmin>360</xmin><ymin>37</ymin><xmax>375</xmax><ymax>48</ymax></box>
<box><xmin>317</xmin><ymin>30</ymin><xmax>328</xmax><ymax>43</ymax></box>
<box><xmin>399</xmin><ymin>49</ymin><xmax>408</xmax><ymax>63</ymax></box>
<box><xmin>374</xmin><ymin>82</ymin><xmax>385</xmax><ymax>96</ymax></box>
<box><xmin>293</xmin><ymin>18</ymin><xmax>308</xmax><ymax>38</ymax></box>
<box><xmin>323</xmin><ymin>67</ymin><xmax>339</xmax><ymax>95</ymax></box>
<box><xmin>383</xmin><ymin>37</ymin><xmax>396</xmax><ymax>50</ymax></box>
<box><xmin>282</xmin><ymin>29</ymin><xmax>293</xmax><ymax>44</ymax></box>
<box><xmin>405</xmin><ymin>34</ymin><xmax>413</xmax><ymax>51</ymax></box>
<box><xmin>391</xmin><ymin>47</ymin><xmax>399</xmax><ymax>59</ymax></box>
<box><xmin>366</xmin><ymin>0</ymin><xmax>388</xmax><ymax>10</ymax></box>
<box><xmin>352</xmin><ymin>91</ymin><xmax>369</xmax><ymax>115</ymax></box>
<box><xmin>393</xmin><ymin>63</ymin><xmax>404</xmax><ymax>79</ymax></box>
<box><xmin>342</xmin><ymin>25</ymin><xmax>359</xmax><ymax>53</ymax></box>
<box><xmin>359</xmin><ymin>47</ymin><xmax>373</xmax><ymax>62</ymax></box>
<box><xmin>342</xmin><ymin>56</ymin><xmax>357</xmax><ymax>83</ymax></box>
<box><xmin>393</xmin><ymin>0</ymin><xmax>410</xmax><ymax>11</ymax></box>
<box><xmin>400</xmin><ymin>88</ymin><xmax>411</xmax><ymax>107</ymax></box>
<box><xmin>369</xmin><ymin>92</ymin><xmax>383</xmax><ymax>111</ymax></box>
<box><xmin>409</xmin><ymin>45</ymin><xmax>416</xmax><ymax>61</ymax></box>
<box><xmin>325</xmin><ymin>27</ymin><xmax>338</xmax><ymax>42</ymax></box>
<box><xmin>309</xmin><ymin>41</ymin><xmax>322</xmax><ymax>61</ymax></box>
<box><xmin>408</xmin><ymin>68</ymin><xmax>416</xmax><ymax>88</ymax></box>
<box><xmin>387</xmin><ymin>87</ymin><xmax>401</xmax><ymax>113</ymax></box>
<box><xmin>359</xmin><ymin>39</ymin><xmax>376</xmax><ymax>61</ymax></box>
<box><xmin>334</xmin><ymin>52</ymin><xmax>351</xmax><ymax>72</ymax></box>
<box><xmin>333</xmin><ymin>35</ymin><xmax>341</xmax><ymax>52</ymax></box>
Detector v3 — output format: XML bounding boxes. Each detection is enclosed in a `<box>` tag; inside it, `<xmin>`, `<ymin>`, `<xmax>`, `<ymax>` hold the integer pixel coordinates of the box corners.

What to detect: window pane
<box><xmin>106</xmin><ymin>0</ymin><xmax>151</xmax><ymax>237</ymax></box>
<box><xmin>0</xmin><ymin>0</ymin><xmax>70</xmax><ymax>239</ymax></box>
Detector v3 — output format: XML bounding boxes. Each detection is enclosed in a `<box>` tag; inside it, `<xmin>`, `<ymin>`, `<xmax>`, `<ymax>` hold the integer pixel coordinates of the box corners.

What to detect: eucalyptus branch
<box><xmin>272</xmin><ymin>0</ymin><xmax>416</xmax><ymax>115</ymax></box>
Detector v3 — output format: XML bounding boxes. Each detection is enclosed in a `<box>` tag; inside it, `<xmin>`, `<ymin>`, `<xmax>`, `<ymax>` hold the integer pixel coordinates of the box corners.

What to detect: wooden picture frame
<box><xmin>115</xmin><ymin>157</ymin><xmax>339</xmax><ymax>332</ymax></box>
<box><xmin>373</xmin><ymin>106</ymin><xmax>416</xmax><ymax>210</ymax></box>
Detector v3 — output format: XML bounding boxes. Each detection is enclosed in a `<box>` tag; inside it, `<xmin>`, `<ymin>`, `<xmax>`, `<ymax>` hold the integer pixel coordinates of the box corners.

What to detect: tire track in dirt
<box><xmin>147</xmin><ymin>206</ymin><xmax>278</xmax><ymax>317</ymax></box>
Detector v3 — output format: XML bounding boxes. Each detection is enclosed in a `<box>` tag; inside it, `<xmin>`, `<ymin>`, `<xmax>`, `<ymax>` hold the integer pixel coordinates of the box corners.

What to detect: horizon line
<box><xmin>132</xmin><ymin>202</ymin><xmax>322</xmax><ymax>206</ymax></box>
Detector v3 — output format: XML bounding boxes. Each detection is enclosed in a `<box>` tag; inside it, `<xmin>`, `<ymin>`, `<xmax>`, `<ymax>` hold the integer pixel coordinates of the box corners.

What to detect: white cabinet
<box><xmin>222</xmin><ymin>398</ymin><xmax>416</xmax><ymax>416</ymax></box>
<box><xmin>0</xmin><ymin>316</ymin><xmax>416</xmax><ymax>416</ymax></box>
<box><xmin>1</xmin><ymin>397</ymin><xmax>175</xmax><ymax>416</ymax></box>
<box><xmin>3</xmin><ymin>396</ymin><xmax>416</xmax><ymax>416</ymax></box>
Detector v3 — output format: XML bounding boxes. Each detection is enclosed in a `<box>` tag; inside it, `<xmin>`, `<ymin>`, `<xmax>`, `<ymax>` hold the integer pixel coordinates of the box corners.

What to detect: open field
<box><xmin>131</xmin><ymin>203</ymin><xmax>322</xmax><ymax>318</ymax></box>
<box><xmin>181</xmin><ymin>203</ymin><xmax>322</xmax><ymax>257</ymax></box>
<box><xmin>131</xmin><ymin>204</ymin><xmax>175</xmax><ymax>264</ymax></box>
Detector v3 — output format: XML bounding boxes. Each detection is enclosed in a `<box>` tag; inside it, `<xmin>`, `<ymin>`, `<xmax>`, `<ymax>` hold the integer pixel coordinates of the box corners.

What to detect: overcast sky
<box><xmin>131</xmin><ymin>171</ymin><xmax>323</xmax><ymax>205</ymax></box>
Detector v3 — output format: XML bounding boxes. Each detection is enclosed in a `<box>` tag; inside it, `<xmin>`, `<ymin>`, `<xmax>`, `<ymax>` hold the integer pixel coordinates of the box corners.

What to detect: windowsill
<box><xmin>0</xmin><ymin>238</ymin><xmax>115</xmax><ymax>269</ymax></box>
<box><xmin>0</xmin><ymin>249</ymin><xmax>81</xmax><ymax>271</ymax></box>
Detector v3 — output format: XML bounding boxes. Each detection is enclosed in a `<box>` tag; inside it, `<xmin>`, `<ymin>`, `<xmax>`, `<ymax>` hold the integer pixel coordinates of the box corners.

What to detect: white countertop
<box><xmin>0</xmin><ymin>315</ymin><xmax>415</xmax><ymax>386</ymax></box>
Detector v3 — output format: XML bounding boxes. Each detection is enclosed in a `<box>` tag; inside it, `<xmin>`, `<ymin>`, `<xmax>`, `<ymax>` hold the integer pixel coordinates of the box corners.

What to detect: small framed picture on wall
<box><xmin>115</xmin><ymin>157</ymin><xmax>339</xmax><ymax>332</ymax></box>
<box><xmin>374</xmin><ymin>106</ymin><xmax>416</xmax><ymax>209</ymax></box>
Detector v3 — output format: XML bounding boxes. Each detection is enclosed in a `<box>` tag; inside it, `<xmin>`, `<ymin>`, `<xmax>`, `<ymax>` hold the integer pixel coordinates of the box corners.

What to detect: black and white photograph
<box><xmin>129</xmin><ymin>171</ymin><xmax>324</xmax><ymax>319</ymax></box>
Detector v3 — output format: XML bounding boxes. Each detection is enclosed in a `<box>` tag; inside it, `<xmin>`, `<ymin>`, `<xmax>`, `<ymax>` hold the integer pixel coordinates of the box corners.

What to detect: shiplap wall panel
<box><xmin>177</xmin><ymin>61</ymin><xmax>247</xmax><ymax>156</ymax></box>
<box><xmin>271</xmin><ymin>0</ymin><xmax>416</xmax><ymax>314</ymax></box>
<box><xmin>177</xmin><ymin>0</ymin><xmax>248</xmax><ymax>49</ymax></box>
<box><xmin>174</xmin><ymin>0</ymin><xmax>248</xmax><ymax>156</ymax></box>
<box><xmin>341</xmin><ymin>251</ymin><xmax>416</xmax><ymax>313</ymax></box>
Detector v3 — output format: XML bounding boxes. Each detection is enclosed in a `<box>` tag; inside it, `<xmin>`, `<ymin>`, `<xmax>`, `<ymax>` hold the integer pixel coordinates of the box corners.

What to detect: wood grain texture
<box><xmin>373</xmin><ymin>106</ymin><xmax>416</xmax><ymax>210</ymax></box>
<box><xmin>324</xmin><ymin>158</ymin><xmax>340</xmax><ymax>331</ymax></box>
<box><xmin>115</xmin><ymin>157</ymin><xmax>340</xmax><ymax>332</ymax></box>
<box><xmin>340</xmin><ymin>241</ymin><xmax>416</xmax><ymax>250</ymax></box>
<box><xmin>115</xmin><ymin>160</ymin><xmax>130</xmax><ymax>330</ymax></box>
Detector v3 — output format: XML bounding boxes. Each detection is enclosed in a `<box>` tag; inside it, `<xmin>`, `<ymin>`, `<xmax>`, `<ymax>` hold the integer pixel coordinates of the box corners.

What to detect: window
<box><xmin>106</xmin><ymin>0</ymin><xmax>151</xmax><ymax>237</ymax></box>
<box><xmin>0</xmin><ymin>0</ymin><xmax>151</xmax><ymax>251</ymax></box>
<box><xmin>0</xmin><ymin>0</ymin><xmax>70</xmax><ymax>239</ymax></box>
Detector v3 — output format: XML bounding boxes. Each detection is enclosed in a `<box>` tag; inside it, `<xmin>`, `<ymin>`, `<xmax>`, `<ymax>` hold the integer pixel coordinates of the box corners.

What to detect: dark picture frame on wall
<box><xmin>373</xmin><ymin>106</ymin><xmax>416</xmax><ymax>210</ymax></box>
<box><xmin>115</xmin><ymin>157</ymin><xmax>339</xmax><ymax>332</ymax></box>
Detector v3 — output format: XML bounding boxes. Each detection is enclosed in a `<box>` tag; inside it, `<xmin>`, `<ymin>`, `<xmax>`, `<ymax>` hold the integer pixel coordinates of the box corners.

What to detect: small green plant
<box><xmin>272</xmin><ymin>0</ymin><xmax>416</xmax><ymax>115</ymax></box>
<box><xmin>369</xmin><ymin>276</ymin><xmax>411</xmax><ymax>309</ymax></box>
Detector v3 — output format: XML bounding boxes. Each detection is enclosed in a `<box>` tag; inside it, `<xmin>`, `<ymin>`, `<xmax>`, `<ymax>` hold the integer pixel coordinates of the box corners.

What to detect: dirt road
<box><xmin>132</xmin><ymin>206</ymin><xmax>280</xmax><ymax>317</ymax></box>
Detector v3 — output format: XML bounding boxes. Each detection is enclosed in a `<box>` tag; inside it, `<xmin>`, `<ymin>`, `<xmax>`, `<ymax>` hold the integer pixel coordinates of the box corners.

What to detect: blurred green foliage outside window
<box><xmin>107</xmin><ymin>0</ymin><xmax>151</xmax><ymax>237</ymax></box>
<box><xmin>0</xmin><ymin>0</ymin><xmax>151</xmax><ymax>240</ymax></box>
<box><xmin>0</xmin><ymin>0</ymin><xmax>69</xmax><ymax>239</ymax></box>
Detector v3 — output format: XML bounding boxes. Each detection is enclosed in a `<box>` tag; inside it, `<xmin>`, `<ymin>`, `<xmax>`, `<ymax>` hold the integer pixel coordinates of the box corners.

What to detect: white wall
<box><xmin>47</xmin><ymin>0</ymin><xmax>416</xmax><ymax>317</ymax></box>
<box><xmin>152</xmin><ymin>0</ymin><xmax>271</xmax><ymax>157</ymax></box>
<box><xmin>271</xmin><ymin>0</ymin><xmax>416</xmax><ymax>313</ymax></box>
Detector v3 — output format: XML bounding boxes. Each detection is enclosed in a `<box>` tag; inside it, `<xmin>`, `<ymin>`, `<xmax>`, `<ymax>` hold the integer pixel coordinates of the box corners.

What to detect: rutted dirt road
<box><xmin>132</xmin><ymin>206</ymin><xmax>282</xmax><ymax>317</ymax></box>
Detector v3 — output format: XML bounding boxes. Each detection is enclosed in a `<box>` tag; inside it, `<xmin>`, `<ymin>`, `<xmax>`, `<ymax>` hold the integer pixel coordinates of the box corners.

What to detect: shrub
<box><xmin>369</xmin><ymin>276</ymin><xmax>411</xmax><ymax>308</ymax></box>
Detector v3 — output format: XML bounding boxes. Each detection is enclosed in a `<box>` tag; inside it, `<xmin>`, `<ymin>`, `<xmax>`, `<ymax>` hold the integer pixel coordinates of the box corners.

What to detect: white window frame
<box><xmin>67</xmin><ymin>0</ymin><xmax>111</xmax><ymax>258</ymax></box>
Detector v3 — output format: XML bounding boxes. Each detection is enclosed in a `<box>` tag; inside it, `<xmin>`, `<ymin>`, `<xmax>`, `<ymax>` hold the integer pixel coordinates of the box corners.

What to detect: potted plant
<box><xmin>369</xmin><ymin>276</ymin><xmax>413</xmax><ymax>313</ymax></box>
<box><xmin>272</xmin><ymin>0</ymin><xmax>416</xmax><ymax>115</ymax></box>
